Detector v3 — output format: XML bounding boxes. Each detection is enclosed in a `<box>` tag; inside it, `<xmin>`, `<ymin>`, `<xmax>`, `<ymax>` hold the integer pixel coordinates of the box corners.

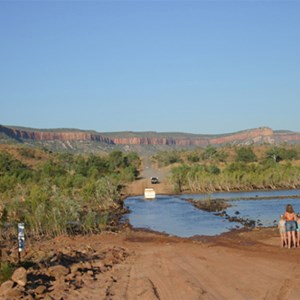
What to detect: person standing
<box><xmin>296</xmin><ymin>213</ymin><xmax>300</xmax><ymax>247</ymax></box>
<box><xmin>278</xmin><ymin>214</ymin><xmax>287</xmax><ymax>248</ymax></box>
<box><xmin>284</xmin><ymin>204</ymin><xmax>297</xmax><ymax>248</ymax></box>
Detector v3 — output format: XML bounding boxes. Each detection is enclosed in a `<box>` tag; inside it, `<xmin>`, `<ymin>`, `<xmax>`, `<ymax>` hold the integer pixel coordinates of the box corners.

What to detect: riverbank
<box><xmin>1</xmin><ymin>226</ymin><xmax>300</xmax><ymax>299</ymax></box>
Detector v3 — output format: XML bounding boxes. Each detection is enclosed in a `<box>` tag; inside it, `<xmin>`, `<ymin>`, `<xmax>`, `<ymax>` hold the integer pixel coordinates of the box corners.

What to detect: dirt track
<box><xmin>108</xmin><ymin>229</ymin><xmax>300</xmax><ymax>300</ymax></box>
<box><xmin>20</xmin><ymin>228</ymin><xmax>300</xmax><ymax>300</ymax></box>
<box><xmin>124</xmin><ymin>158</ymin><xmax>173</xmax><ymax>196</ymax></box>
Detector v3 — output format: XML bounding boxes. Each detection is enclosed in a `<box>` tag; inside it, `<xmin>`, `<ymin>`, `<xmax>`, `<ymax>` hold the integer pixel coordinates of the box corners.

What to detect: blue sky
<box><xmin>0</xmin><ymin>0</ymin><xmax>299</xmax><ymax>134</ymax></box>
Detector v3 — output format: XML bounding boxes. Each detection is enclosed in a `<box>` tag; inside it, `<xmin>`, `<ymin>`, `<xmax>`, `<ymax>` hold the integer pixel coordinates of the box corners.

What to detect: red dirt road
<box><xmin>21</xmin><ymin>228</ymin><xmax>300</xmax><ymax>300</ymax></box>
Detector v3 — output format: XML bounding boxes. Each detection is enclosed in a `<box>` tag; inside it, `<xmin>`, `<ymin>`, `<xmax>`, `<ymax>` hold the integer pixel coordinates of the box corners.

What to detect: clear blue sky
<box><xmin>1</xmin><ymin>0</ymin><xmax>299</xmax><ymax>134</ymax></box>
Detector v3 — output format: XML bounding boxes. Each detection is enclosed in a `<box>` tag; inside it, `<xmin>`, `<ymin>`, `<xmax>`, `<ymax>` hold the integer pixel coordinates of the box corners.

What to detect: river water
<box><xmin>123</xmin><ymin>189</ymin><xmax>300</xmax><ymax>238</ymax></box>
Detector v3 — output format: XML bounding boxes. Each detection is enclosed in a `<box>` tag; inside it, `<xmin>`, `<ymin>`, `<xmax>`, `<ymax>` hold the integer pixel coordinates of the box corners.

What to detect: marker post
<box><xmin>18</xmin><ymin>223</ymin><xmax>25</xmax><ymax>263</ymax></box>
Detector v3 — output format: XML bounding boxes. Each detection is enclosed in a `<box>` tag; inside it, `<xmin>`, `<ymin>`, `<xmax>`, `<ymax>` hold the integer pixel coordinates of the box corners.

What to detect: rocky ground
<box><xmin>1</xmin><ymin>227</ymin><xmax>300</xmax><ymax>300</ymax></box>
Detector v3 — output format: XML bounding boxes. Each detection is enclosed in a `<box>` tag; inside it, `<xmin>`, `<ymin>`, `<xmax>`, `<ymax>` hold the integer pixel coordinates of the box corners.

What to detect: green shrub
<box><xmin>235</xmin><ymin>147</ymin><xmax>257</xmax><ymax>163</ymax></box>
<box><xmin>0</xmin><ymin>148</ymin><xmax>140</xmax><ymax>238</ymax></box>
<box><xmin>153</xmin><ymin>151</ymin><xmax>181</xmax><ymax>167</ymax></box>
<box><xmin>0</xmin><ymin>261</ymin><xmax>14</xmax><ymax>284</ymax></box>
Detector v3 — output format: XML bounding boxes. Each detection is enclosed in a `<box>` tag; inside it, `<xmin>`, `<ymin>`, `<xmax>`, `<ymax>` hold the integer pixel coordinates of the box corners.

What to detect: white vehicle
<box><xmin>144</xmin><ymin>188</ymin><xmax>156</xmax><ymax>199</ymax></box>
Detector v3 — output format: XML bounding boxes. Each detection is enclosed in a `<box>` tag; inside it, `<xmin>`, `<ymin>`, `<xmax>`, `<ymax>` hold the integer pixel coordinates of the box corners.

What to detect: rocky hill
<box><xmin>1</xmin><ymin>124</ymin><xmax>300</xmax><ymax>154</ymax></box>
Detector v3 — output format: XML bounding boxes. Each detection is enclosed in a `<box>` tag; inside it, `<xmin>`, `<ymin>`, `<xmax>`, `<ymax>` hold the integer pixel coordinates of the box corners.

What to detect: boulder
<box><xmin>0</xmin><ymin>280</ymin><xmax>14</xmax><ymax>295</ymax></box>
<box><xmin>48</xmin><ymin>265</ymin><xmax>69</xmax><ymax>279</ymax></box>
<box><xmin>11</xmin><ymin>267</ymin><xmax>27</xmax><ymax>287</ymax></box>
<box><xmin>34</xmin><ymin>285</ymin><xmax>47</xmax><ymax>295</ymax></box>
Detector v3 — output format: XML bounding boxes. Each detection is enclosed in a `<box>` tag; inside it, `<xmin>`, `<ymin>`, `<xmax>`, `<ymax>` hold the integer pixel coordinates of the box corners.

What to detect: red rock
<box><xmin>0</xmin><ymin>280</ymin><xmax>14</xmax><ymax>295</ymax></box>
<box><xmin>11</xmin><ymin>267</ymin><xmax>27</xmax><ymax>287</ymax></box>
<box><xmin>48</xmin><ymin>265</ymin><xmax>69</xmax><ymax>279</ymax></box>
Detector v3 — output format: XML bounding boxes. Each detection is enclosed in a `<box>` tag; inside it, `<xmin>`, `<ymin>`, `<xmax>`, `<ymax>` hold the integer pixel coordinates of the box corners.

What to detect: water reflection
<box><xmin>123</xmin><ymin>190</ymin><xmax>300</xmax><ymax>238</ymax></box>
<box><xmin>123</xmin><ymin>195</ymin><xmax>241</xmax><ymax>237</ymax></box>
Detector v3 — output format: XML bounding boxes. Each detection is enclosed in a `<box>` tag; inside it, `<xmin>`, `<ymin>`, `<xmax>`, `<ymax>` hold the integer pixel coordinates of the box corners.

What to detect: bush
<box><xmin>187</xmin><ymin>151</ymin><xmax>200</xmax><ymax>163</ymax></box>
<box><xmin>235</xmin><ymin>147</ymin><xmax>257</xmax><ymax>163</ymax></box>
<box><xmin>153</xmin><ymin>151</ymin><xmax>181</xmax><ymax>167</ymax></box>
<box><xmin>0</xmin><ymin>148</ymin><xmax>141</xmax><ymax>238</ymax></box>
<box><xmin>266</xmin><ymin>147</ymin><xmax>298</xmax><ymax>162</ymax></box>
<box><xmin>18</xmin><ymin>148</ymin><xmax>36</xmax><ymax>158</ymax></box>
<box><xmin>0</xmin><ymin>261</ymin><xmax>14</xmax><ymax>284</ymax></box>
<box><xmin>207</xmin><ymin>165</ymin><xmax>220</xmax><ymax>175</ymax></box>
<box><xmin>201</xmin><ymin>146</ymin><xmax>217</xmax><ymax>160</ymax></box>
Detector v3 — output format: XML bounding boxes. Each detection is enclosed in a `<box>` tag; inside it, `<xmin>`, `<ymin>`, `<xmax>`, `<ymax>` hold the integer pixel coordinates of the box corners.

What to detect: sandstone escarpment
<box><xmin>112</xmin><ymin>137</ymin><xmax>176</xmax><ymax>145</ymax></box>
<box><xmin>112</xmin><ymin>137</ymin><xmax>210</xmax><ymax>146</ymax></box>
<box><xmin>273</xmin><ymin>131</ymin><xmax>300</xmax><ymax>142</ymax></box>
<box><xmin>112</xmin><ymin>128</ymin><xmax>274</xmax><ymax>146</ymax></box>
<box><xmin>0</xmin><ymin>125</ymin><xmax>114</xmax><ymax>144</ymax></box>
<box><xmin>209</xmin><ymin>127</ymin><xmax>274</xmax><ymax>145</ymax></box>
<box><xmin>1</xmin><ymin>125</ymin><xmax>300</xmax><ymax>149</ymax></box>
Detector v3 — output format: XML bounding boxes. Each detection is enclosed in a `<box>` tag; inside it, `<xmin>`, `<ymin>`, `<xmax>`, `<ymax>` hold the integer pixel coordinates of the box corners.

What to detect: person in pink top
<box><xmin>284</xmin><ymin>204</ymin><xmax>297</xmax><ymax>249</ymax></box>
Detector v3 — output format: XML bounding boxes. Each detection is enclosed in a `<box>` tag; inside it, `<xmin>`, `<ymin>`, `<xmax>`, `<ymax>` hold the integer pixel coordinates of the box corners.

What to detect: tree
<box><xmin>266</xmin><ymin>147</ymin><xmax>282</xmax><ymax>163</ymax></box>
<box><xmin>235</xmin><ymin>147</ymin><xmax>257</xmax><ymax>163</ymax></box>
<box><xmin>108</xmin><ymin>151</ymin><xmax>125</xmax><ymax>171</ymax></box>
<box><xmin>266</xmin><ymin>147</ymin><xmax>298</xmax><ymax>162</ymax></box>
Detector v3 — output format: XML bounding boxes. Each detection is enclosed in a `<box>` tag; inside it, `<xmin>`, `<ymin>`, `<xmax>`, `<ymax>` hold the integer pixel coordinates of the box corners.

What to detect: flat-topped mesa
<box><xmin>2</xmin><ymin>125</ymin><xmax>300</xmax><ymax>147</ymax></box>
<box><xmin>112</xmin><ymin>137</ymin><xmax>210</xmax><ymax>146</ymax></box>
<box><xmin>0</xmin><ymin>125</ymin><xmax>114</xmax><ymax>144</ymax></box>
<box><xmin>273</xmin><ymin>131</ymin><xmax>300</xmax><ymax>142</ymax></box>
<box><xmin>174</xmin><ymin>139</ymin><xmax>209</xmax><ymax>146</ymax></box>
<box><xmin>112</xmin><ymin>128</ymin><xmax>274</xmax><ymax>146</ymax></box>
<box><xmin>209</xmin><ymin>127</ymin><xmax>274</xmax><ymax>145</ymax></box>
<box><xmin>113</xmin><ymin>137</ymin><xmax>206</xmax><ymax>146</ymax></box>
<box><xmin>113</xmin><ymin>137</ymin><xmax>177</xmax><ymax>145</ymax></box>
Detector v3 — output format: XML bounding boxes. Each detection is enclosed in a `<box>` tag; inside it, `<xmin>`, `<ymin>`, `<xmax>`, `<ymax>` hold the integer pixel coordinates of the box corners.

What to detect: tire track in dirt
<box><xmin>273</xmin><ymin>257</ymin><xmax>300</xmax><ymax>300</ymax></box>
<box><xmin>124</xmin><ymin>251</ymin><xmax>161</xmax><ymax>300</ymax></box>
<box><xmin>148</xmin><ymin>278</ymin><xmax>161</xmax><ymax>300</ymax></box>
<box><xmin>276</xmin><ymin>279</ymin><xmax>293</xmax><ymax>300</ymax></box>
<box><xmin>119</xmin><ymin>238</ymin><xmax>300</xmax><ymax>300</ymax></box>
<box><xmin>123</xmin><ymin>245</ymin><xmax>213</xmax><ymax>300</ymax></box>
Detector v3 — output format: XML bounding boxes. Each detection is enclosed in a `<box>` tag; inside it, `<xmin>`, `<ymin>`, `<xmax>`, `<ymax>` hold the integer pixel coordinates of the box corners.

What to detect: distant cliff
<box><xmin>111</xmin><ymin>137</ymin><xmax>206</xmax><ymax>146</ymax></box>
<box><xmin>1</xmin><ymin>125</ymin><xmax>300</xmax><ymax>151</ymax></box>
<box><xmin>0</xmin><ymin>125</ymin><xmax>114</xmax><ymax>144</ymax></box>
<box><xmin>273</xmin><ymin>131</ymin><xmax>300</xmax><ymax>142</ymax></box>
<box><xmin>111</xmin><ymin>127</ymin><xmax>274</xmax><ymax>146</ymax></box>
<box><xmin>209</xmin><ymin>127</ymin><xmax>274</xmax><ymax>145</ymax></box>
